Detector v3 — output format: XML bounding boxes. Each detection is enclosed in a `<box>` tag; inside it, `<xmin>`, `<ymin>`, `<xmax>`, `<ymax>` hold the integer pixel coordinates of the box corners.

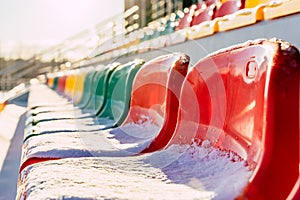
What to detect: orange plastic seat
<box><xmin>244</xmin><ymin>0</ymin><xmax>271</xmax><ymax>8</ymax></box>
<box><xmin>64</xmin><ymin>72</ymin><xmax>76</xmax><ymax>99</ymax></box>
<box><xmin>167</xmin><ymin>39</ymin><xmax>299</xmax><ymax>199</ymax></box>
<box><xmin>0</xmin><ymin>100</ymin><xmax>7</xmax><ymax>112</ymax></box>
<box><xmin>46</xmin><ymin>76</ymin><xmax>54</xmax><ymax>88</ymax></box>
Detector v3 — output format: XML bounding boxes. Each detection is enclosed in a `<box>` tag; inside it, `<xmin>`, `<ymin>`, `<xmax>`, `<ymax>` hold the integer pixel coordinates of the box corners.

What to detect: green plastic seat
<box><xmin>79</xmin><ymin>64</ymin><xmax>119</xmax><ymax>114</ymax></box>
<box><xmin>76</xmin><ymin>70</ymin><xmax>99</xmax><ymax>108</ymax></box>
<box><xmin>94</xmin><ymin>59</ymin><xmax>144</xmax><ymax>129</ymax></box>
<box><xmin>51</xmin><ymin>76</ymin><xmax>59</xmax><ymax>90</ymax></box>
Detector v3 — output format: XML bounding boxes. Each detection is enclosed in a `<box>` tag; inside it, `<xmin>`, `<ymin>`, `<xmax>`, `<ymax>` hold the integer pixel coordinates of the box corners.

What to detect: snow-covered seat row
<box><xmin>18</xmin><ymin>39</ymin><xmax>299</xmax><ymax>200</ymax></box>
<box><xmin>20</xmin><ymin>53</ymin><xmax>190</xmax><ymax>169</ymax></box>
<box><xmin>25</xmin><ymin>60</ymin><xmax>144</xmax><ymax>141</ymax></box>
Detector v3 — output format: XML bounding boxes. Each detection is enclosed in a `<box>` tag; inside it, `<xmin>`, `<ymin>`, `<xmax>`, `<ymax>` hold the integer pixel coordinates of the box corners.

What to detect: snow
<box><xmin>28</xmin><ymin>84</ymin><xmax>70</xmax><ymax>107</ymax></box>
<box><xmin>20</xmin><ymin>83</ymin><xmax>253</xmax><ymax>199</ymax></box>
<box><xmin>0</xmin><ymin>90</ymin><xmax>28</xmax><ymax>199</ymax></box>
<box><xmin>19</xmin><ymin>142</ymin><xmax>252</xmax><ymax>200</ymax></box>
<box><xmin>23</xmin><ymin>122</ymin><xmax>160</xmax><ymax>160</ymax></box>
<box><xmin>0</xmin><ymin>104</ymin><xmax>26</xmax><ymax>171</ymax></box>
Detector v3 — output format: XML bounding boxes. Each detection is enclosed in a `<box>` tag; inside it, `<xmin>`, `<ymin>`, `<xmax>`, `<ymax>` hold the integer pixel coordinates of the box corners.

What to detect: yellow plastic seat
<box><xmin>264</xmin><ymin>0</ymin><xmax>300</xmax><ymax>20</ymax></box>
<box><xmin>186</xmin><ymin>20</ymin><xmax>216</xmax><ymax>40</ymax></box>
<box><xmin>72</xmin><ymin>71</ymin><xmax>88</xmax><ymax>104</ymax></box>
<box><xmin>245</xmin><ymin>0</ymin><xmax>271</xmax><ymax>8</ymax></box>
<box><xmin>64</xmin><ymin>73</ymin><xmax>76</xmax><ymax>99</ymax></box>
<box><xmin>217</xmin><ymin>4</ymin><xmax>265</xmax><ymax>32</ymax></box>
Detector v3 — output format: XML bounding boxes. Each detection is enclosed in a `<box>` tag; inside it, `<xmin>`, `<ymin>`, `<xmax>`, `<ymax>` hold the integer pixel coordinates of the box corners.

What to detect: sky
<box><xmin>0</xmin><ymin>0</ymin><xmax>124</xmax><ymax>58</ymax></box>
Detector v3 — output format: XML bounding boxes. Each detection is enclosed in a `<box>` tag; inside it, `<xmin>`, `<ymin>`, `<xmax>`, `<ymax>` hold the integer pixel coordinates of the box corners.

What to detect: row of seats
<box><xmin>18</xmin><ymin>39</ymin><xmax>299</xmax><ymax>199</ymax></box>
<box><xmin>90</xmin><ymin>0</ymin><xmax>300</xmax><ymax>62</ymax></box>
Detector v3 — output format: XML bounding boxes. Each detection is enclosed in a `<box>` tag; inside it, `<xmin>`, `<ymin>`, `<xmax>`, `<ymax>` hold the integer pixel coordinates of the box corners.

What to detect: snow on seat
<box><xmin>166</xmin><ymin>38</ymin><xmax>299</xmax><ymax>200</ymax></box>
<box><xmin>17</xmin><ymin>39</ymin><xmax>298</xmax><ymax>200</ymax></box>
<box><xmin>27</xmin><ymin>66</ymin><xmax>93</xmax><ymax>109</ymax></box>
<box><xmin>19</xmin><ymin>53</ymin><xmax>189</xmax><ymax>172</ymax></box>
<box><xmin>216</xmin><ymin>0</ymin><xmax>267</xmax><ymax>32</ymax></box>
<box><xmin>24</xmin><ymin>60</ymin><xmax>143</xmax><ymax>142</ymax></box>
<box><xmin>26</xmin><ymin>64</ymin><xmax>118</xmax><ymax>125</ymax></box>
<box><xmin>263</xmin><ymin>0</ymin><xmax>300</xmax><ymax>20</ymax></box>
<box><xmin>17</xmin><ymin>143</ymin><xmax>252</xmax><ymax>200</ymax></box>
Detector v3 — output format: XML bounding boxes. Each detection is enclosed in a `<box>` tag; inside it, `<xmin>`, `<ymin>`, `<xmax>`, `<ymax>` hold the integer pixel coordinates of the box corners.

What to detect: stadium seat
<box><xmin>213</xmin><ymin>0</ymin><xmax>242</xmax><ymax>18</ymax></box>
<box><xmin>89</xmin><ymin>59</ymin><xmax>144</xmax><ymax>129</ymax></box>
<box><xmin>24</xmin><ymin>62</ymin><xmax>138</xmax><ymax>140</ymax></box>
<box><xmin>205</xmin><ymin>0</ymin><xmax>220</xmax><ymax>7</ymax></box>
<box><xmin>175</xmin><ymin>10</ymin><xmax>193</xmax><ymax>31</ymax></box>
<box><xmin>46</xmin><ymin>76</ymin><xmax>54</xmax><ymax>88</ymax></box>
<box><xmin>27</xmin><ymin>64</ymin><xmax>115</xmax><ymax>117</ymax></box>
<box><xmin>190</xmin><ymin>6</ymin><xmax>213</xmax><ymax>27</ymax></box>
<box><xmin>263</xmin><ymin>0</ymin><xmax>300</xmax><ymax>20</ymax></box>
<box><xmin>217</xmin><ymin>2</ymin><xmax>265</xmax><ymax>32</ymax></box>
<box><xmin>0</xmin><ymin>100</ymin><xmax>7</xmax><ymax>112</ymax></box>
<box><xmin>28</xmin><ymin>67</ymin><xmax>93</xmax><ymax>114</ymax></box>
<box><xmin>167</xmin><ymin>39</ymin><xmax>299</xmax><ymax>200</ymax></box>
<box><xmin>63</xmin><ymin>72</ymin><xmax>76</xmax><ymax>99</ymax></box>
<box><xmin>244</xmin><ymin>0</ymin><xmax>271</xmax><ymax>8</ymax></box>
<box><xmin>165</xmin><ymin>29</ymin><xmax>187</xmax><ymax>46</ymax></box>
<box><xmin>51</xmin><ymin>76</ymin><xmax>59</xmax><ymax>90</ymax></box>
<box><xmin>19</xmin><ymin>53</ymin><xmax>189</xmax><ymax>172</ymax></box>
<box><xmin>17</xmin><ymin>39</ymin><xmax>299</xmax><ymax>200</ymax></box>
<box><xmin>186</xmin><ymin>20</ymin><xmax>216</xmax><ymax>40</ymax></box>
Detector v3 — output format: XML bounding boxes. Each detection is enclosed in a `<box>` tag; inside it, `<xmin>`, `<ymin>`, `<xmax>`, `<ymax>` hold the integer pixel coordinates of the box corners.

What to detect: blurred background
<box><xmin>0</xmin><ymin>0</ymin><xmax>195</xmax><ymax>91</ymax></box>
<box><xmin>0</xmin><ymin>0</ymin><xmax>299</xmax><ymax>91</ymax></box>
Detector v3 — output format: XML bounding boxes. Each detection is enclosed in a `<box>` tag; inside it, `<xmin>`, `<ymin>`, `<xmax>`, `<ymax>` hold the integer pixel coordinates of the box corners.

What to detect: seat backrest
<box><xmin>168</xmin><ymin>39</ymin><xmax>299</xmax><ymax>200</ymax></box>
<box><xmin>56</xmin><ymin>75</ymin><xmax>67</xmax><ymax>94</ymax></box>
<box><xmin>51</xmin><ymin>76</ymin><xmax>59</xmax><ymax>90</ymax></box>
<box><xmin>84</xmin><ymin>63</ymin><xmax>120</xmax><ymax>115</ymax></box>
<box><xmin>64</xmin><ymin>72</ymin><xmax>76</xmax><ymax>99</ymax></box>
<box><xmin>244</xmin><ymin>0</ymin><xmax>270</xmax><ymax>8</ymax></box>
<box><xmin>47</xmin><ymin>76</ymin><xmax>54</xmax><ymax>88</ymax></box>
<box><xmin>72</xmin><ymin>68</ymin><xmax>91</xmax><ymax>104</ymax></box>
<box><xmin>79</xmin><ymin>65</ymin><xmax>110</xmax><ymax>111</ymax></box>
<box><xmin>191</xmin><ymin>7</ymin><xmax>213</xmax><ymax>26</ymax></box>
<box><xmin>214</xmin><ymin>0</ymin><xmax>242</xmax><ymax>18</ymax></box>
<box><xmin>175</xmin><ymin>12</ymin><xmax>192</xmax><ymax>31</ymax></box>
<box><xmin>95</xmin><ymin>59</ymin><xmax>144</xmax><ymax>127</ymax></box>
<box><xmin>122</xmin><ymin>53</ymin><xmax>189</xmax><ymax>152</ymax></box>
<box><xmin>76</xmin><ymin>69</ymin><xmax>100</xmax><ymax>108</ymax></box>
<box><xmin>206</xmin><ymin>0</ymin><xmax>219</xmax><ymax>7</ymax></box>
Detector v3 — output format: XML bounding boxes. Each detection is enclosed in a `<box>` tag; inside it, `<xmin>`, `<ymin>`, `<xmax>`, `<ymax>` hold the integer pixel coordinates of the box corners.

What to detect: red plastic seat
<box><xmin>167</xmin><ymin>39</ymin><xmax>299</xmax><ymax>199</ymax></box>
<box><xmin>205</xmin><ymin>0</ymin><xmax>219</xmax><ymax>7</ymax></box>
<box><xmin>56</xmin><ymin>75</ymin><xmax>67</xmax><ymax>94</ymax></box>
<box><xmin>288</xmin><ymin>177</ymin><xmax>300</xmax><ymax>200</ymax></box>
<box><xmin>175</xmin><ymin>12</ymin><xmax>192</xmax><ymax>31</ymax></box>
<box><xmin>214</xmin><ymin>0</ymin><xmax>242</xmax><ymax>18</ymax></box>
<box><xmin>191</xmin><ymin>7</ymin><xmax>213</xmax><ymax>27</ymax></box>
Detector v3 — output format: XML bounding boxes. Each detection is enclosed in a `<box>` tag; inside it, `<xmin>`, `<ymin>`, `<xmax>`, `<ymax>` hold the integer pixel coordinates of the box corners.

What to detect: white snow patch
<box><xmin>0</xmin><ymin>104</ymin><xmax>26</xmax><ymax>171</ymax></box>
<box><xmin>20</xmin><ymin>142</ymin><xmax>252</xmax><ymax>200</ymax></box>
<box><xmin>23</xmin><ymin>122</ymin><xmax>161</xmax><ymax>160</ymax></box>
